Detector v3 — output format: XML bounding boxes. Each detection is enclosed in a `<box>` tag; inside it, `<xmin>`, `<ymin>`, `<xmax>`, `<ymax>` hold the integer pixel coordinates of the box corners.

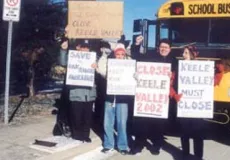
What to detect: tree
<box><xmin>10</xmin><ymin>0</ymin><xmax>67</xmax><ymax>96</ymax></box>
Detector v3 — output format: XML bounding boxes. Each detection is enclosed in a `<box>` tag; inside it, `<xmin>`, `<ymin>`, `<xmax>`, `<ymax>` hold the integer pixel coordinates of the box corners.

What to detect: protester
<box><xmin>179</xmin><ymin>45</ymin><xmax>205</xmax><ymax>160</ymax></box>
<box><xmin>52</xmin><ymin>38</ymin><xmax>71</xmax><ymax>137</ymax></box>
<box><xmin>53</xmin><ymin>24</ymin><xmax>99</xmax><ymax>141</ymax></box>
<box><xmin>130</xmin><ymin>36</ymin><xmax>181</xmax><ymax>155</ymax></box>
<box><xmin>214</xmin><ymin>62</ymin><xmax>225</xmax><ymax>86</ymax></box>
<box><xmin>97</xmin><ymin>43</ymin><xmax>131</xmax><ymax>155</ymax></box>
<box><xmin>66</xmin><ymin>40</ymin><xmax>97</xmax><ymax>143</ymax></box>
<box><xmin>93</xmin><ymin>41</ymin><xmax>112</xmax><ymax>131</ymax></box>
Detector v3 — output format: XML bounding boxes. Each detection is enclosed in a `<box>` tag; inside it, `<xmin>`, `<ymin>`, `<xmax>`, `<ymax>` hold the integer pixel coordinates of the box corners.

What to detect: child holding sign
<box><xmin>98</xmin><ymin>43</ymin><xmax>132</xmax><ymax>155</ymax></box>
<box><xmin>179</xmin><ymin>45</ymin><xmax>206</xmax><ymax>160</ymax></box>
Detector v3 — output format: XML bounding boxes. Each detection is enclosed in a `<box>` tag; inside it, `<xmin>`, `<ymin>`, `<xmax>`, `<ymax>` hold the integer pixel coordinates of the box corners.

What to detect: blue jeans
<box><xmin>103</xmin><ymin>101</ymin><xmax>128</xmax><ymax>150</ymax></box>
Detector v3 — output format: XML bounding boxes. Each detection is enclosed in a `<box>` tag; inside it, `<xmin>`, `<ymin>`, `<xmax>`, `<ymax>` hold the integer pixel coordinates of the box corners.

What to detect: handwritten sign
<box><xmin>68</xmin><ymin>1</ymin><xmax>123</xmax><ymax>39</ymax></box>
<box><xmin>66</xmin><ymin>50</ymin><xmax>96</xmax><ymax>87</ymax></box>
<box><xmin>177</xmin><ymin>60</ymin><xmax>214</xmax><ymax>118</ymax></box>
<box><xmin>134</xmin><ymin>62</ymin><xmax>171</xmax><ymax>119</ymax></box>
<box><xmin>107</xmin><ymin>59</ymin><xmax>136</xmax><ymax>95</ymax></box>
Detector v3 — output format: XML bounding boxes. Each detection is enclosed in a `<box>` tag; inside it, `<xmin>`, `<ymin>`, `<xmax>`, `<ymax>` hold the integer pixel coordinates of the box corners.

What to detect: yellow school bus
<box><xmin>133</xmin><ymin>0</ymin><xmax>230</xmax><ymax>124</ymax></box>
<box><xmin>158</xmin><ymin>0</ymin><xmax>230</xmax><ymax>102</ymax></box>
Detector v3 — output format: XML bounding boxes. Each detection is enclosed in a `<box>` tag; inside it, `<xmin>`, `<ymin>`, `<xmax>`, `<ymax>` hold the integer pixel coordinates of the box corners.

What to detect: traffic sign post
<box><xmin>2</xmin><ymin>0</ymin><xmax>21</xmax><ymax>124</ymax></box>
<box><xmin>4</xmin><ymin>21</ymin><xmax>13</xmax><ymax>125</ymax></box>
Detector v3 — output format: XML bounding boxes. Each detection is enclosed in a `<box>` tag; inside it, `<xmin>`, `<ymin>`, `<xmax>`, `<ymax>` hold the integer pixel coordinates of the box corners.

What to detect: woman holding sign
<box><xmin>179</xmin><ymin>45</ymin><xmax>206</xmax><ymax>160</ymax></box>
<box><xmin>130</xmin><ymin>37</ymin><xmax>182</xmax><ymax>155</ymax></box>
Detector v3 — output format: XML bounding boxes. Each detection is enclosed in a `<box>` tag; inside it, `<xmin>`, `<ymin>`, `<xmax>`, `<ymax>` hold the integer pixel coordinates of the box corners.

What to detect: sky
<box><xmin>122</xmin><ymin>0</ymin><xmax>167</xmax><ymax>41</ymax></box>
<box><xmin>97</xmin><ymin>0</ymin><xmax>168</xmax><ymax>41</ymax></box>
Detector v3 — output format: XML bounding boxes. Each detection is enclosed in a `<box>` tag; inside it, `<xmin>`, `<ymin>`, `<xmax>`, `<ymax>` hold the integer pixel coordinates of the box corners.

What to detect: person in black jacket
<box><xmin>130</xmin><ymin>36</ymin><xmax>181</xmax><ymax>155</ymax></box>
<box><xmin>179</xmin><ymin>45</ymin><xmax>205</xmax><ymax>160</ymax></box>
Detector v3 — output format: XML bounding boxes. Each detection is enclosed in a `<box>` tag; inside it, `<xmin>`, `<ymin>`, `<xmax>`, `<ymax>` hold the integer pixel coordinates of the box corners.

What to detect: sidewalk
<box><xmin>0</xmin><ymin>115</ymin><xmax>101</xmax><ymax>160</ymax></box>
<box><xmin>1</xmin><ymin>115</ymin><xmax>230</xmax><ymax>160</ymax></box>
<box><xmin>0</xmin><ymin>115</ymin><xmax>54</xmax><ymax>160</ymax></box>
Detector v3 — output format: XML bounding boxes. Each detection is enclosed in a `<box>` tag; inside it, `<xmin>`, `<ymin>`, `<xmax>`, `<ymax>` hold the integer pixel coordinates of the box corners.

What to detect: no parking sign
<box><xmin>3</xmin><ymin>0</ymin><xmax>21</xmax><ymax>21</ymax></box>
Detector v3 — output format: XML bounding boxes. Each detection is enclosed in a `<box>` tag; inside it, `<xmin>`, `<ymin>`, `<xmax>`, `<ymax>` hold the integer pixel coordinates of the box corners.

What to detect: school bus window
<box><xmin>148</xmin><ymin>25</ymin><xmax>156</xmax><ymax>48</ymax></box>
<box><xmin>159</xmin><ymin>21</ymin><xmax>169</xmax><ymax>39</ymax></box>
<box><xmin>169</xmin><ymin>19</ymin><xmax>208</xmax><ymax>44</ymax></box>
<box><xmin>158</xmin><ymin>18</ymin><xmax>230</xmax><ymax>46</ymax></box>
<box><xmin>210</xmin><ymin>19</ymin><xmax>230</xmax><ymax>44</ymax></box>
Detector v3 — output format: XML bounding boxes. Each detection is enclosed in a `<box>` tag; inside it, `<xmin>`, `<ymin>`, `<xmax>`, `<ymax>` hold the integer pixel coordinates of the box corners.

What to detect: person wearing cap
<box><xmin>179</xmin><ymin>45</ymin><xmax>205</xmax><ymax>160</ymax></box>
<box><xmin>66</xmin><ymin>39</ymin><xmax>97</xmax><ymax>143</ymax></box>
<box><xmin>97</xmin><ymin>43</ymin><xmax>131</xmax><ymax>155</ymax></box>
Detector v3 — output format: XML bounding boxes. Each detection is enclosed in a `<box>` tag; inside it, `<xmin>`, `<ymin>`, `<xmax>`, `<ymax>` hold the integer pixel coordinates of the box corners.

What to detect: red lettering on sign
<box><xmin>137</xmin><ymin>64</ymin><xmax>170</xmax><ymax>76</ymax></box>
<box><xmin>156</xmin><ymin>104</ymin><xmax>163</xmax><ymax>113</ymax></box>
<box><xmin>136</xmin><ymin>103</ymin><xmax>163</xmax><ymax>114</ymax></box>
<box><xmin>135</xmin><ymin>92</ymin><xmax>168</xmax><ymax>104</ymax></box>
<box><xmin>137</xmin><ymin>103</ymin><xmax>142</xmax><ymax>112</ymax></box>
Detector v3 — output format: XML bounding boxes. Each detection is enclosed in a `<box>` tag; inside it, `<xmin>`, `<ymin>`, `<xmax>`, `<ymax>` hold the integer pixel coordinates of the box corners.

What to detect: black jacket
<box><xmin>131</xmin><ymin>44</ymin><xmax>178</xmax><ymax>71</ymax></box>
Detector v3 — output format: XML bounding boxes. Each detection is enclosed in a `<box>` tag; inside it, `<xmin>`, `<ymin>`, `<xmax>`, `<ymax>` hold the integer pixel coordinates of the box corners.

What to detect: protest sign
<box><xmin>68</xmin><ymin>1</ymin><xmax>123</xmax><ymax>39</ymax></box>
<box><xmin>177</xmin><ymin>60</ymin><xmax>214</xmax><ymax>118</ymax></box>
<box><xmin>107</xmin><ymin>59</ymin><xmax>136</xmax><ymax>95</ymax></box>
<box><xmin>134</xmin><ymin>62</ymin><xmax>171</xmax><ymax>119</ymax></box>
<box><xmin>66</xmin><ymin>50</ymin><xmax>96</xmax><ymax>87</ymax></box>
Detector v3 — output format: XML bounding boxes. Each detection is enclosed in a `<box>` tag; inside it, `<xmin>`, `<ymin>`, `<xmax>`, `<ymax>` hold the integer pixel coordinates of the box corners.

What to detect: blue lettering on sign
<box><xmin>192</xmin><ymin>102</ymin><xmax>197</xmax><ymax>110</ymax></box>
<box><xmin>78</xmin><ymin>67</ymin><xmax>94</xmax><ymax>74</ymax></box>
<box><xmin>180</xmin><ymin>63</ymin><xmax>211</xmax><ymax>72</ymax></box>
<box><xmin>70</xmin><ymin>52</ymin><xmax>91</xmax><ymax>59</ymax></box>
<box><xmin>181</xmin><ymin>89</ymin><xmax>204</xmax><ymax>97</ymax></box>
<box><xmin>179</xmin><ymin>101</ymin><xmax>212</xmax><ymax>110</ymax></box>
<box><xmin>179</xmin><ymin>76</ymin><xmax>213</xmax><ymax>85</ymax></box>
<box><xmin>68</xmin><ymin>74</ymin><xmax>94</xmax><ymax>82</ymax></box>
<box><xmin>205</xmin><ymin>101</ymin><xmax>212</xmax><ymax>110</ymax></box>
<box><xmin>68</xmin><ymin>64</ymin><xmax>79</xmax><ymax>69</ymax></box>
<box><xmin>178</xmin><ymin>101</ymin><xmax>184</xmax><ymax>109</ymax></box>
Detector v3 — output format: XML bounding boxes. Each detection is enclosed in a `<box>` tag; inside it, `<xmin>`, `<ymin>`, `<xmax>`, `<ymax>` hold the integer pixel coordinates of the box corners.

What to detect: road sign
<box><xmin>3</xmin><ymin>0</ymin><xmax>21</xmax><ymax>22</ymax></box>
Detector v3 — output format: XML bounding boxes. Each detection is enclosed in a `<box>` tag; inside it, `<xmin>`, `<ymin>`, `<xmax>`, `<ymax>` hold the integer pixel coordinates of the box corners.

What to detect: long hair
<box><xmin>184</xmin><ymin>45</ymin><xmax>199</xmax><ymax>60</ymax></box>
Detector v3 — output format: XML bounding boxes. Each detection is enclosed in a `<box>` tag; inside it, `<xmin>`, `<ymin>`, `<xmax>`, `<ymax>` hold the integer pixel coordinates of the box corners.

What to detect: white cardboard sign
<box><xmin>107</xmin><ymin>59</ymin><xmax>136</xmax><ymax>95</ymax></box>
<box><xmin>177</xmin><ymin>60</ymin><xmax>214</xmax><ymax>118</ymax></box>
<box><xmin>66</xmin><ymin>50</ymin><xmax>96</xmax><ymax>87</ymax></box>
<box><xmin>134</xmin><ymin>62</ymin><xmax>171</xmax><ymax>119</ymax></box>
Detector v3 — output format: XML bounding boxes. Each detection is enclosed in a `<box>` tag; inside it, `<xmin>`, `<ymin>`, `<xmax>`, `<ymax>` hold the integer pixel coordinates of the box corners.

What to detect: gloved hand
<box><xmin>214</xmin><ymin>73</ymin><xmax>223</xmax><ymax>86</ymax></box>
<box><xmin>214</xmin><ymin>63</ymin><xmax>224</xmax><ymax>86</ymax></box>
<box><xmin>135</xmin><ymin>35</ymin><xmax>144</xmax><ymax>45</ymax></box>
<box><xmin>170</xmin><ymin>87</ymin><xmax>183</xmax><ymax>102</ymax></box>
<box><xmin>174</xmin><ymin>93</ymin><xmax>183</xmax><ymax>102</ymax></box>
